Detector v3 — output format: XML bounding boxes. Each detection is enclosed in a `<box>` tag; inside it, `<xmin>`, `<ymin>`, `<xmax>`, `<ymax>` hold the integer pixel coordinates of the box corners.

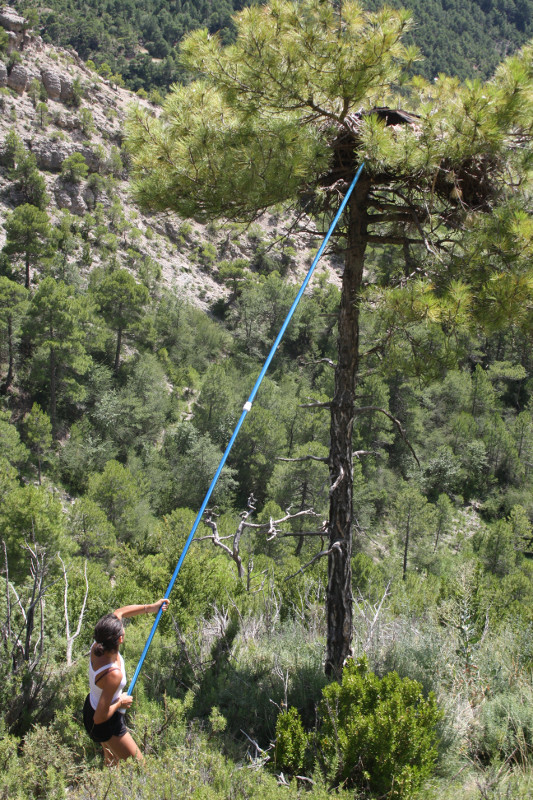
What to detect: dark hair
<box><xmin>93</xmin><ymin>613</ymin><xmax>123</xmax><ymax>656</ymax></box>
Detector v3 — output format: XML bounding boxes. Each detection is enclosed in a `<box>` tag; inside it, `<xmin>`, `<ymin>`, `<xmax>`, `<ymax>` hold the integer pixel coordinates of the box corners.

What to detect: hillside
<box><xmin>0</xmin><ymin>16</ymin><xmax>327</xmax><ymax>306</ymax></box>
<box><xmin>12</xmin><ymin>0</ymin><xmax>533</xmax><ymax>91</ymax></box>
<box><xmin>1</xmin><ymin>6</ymin><xmax>533</xmax><ymax>800</ymax></box>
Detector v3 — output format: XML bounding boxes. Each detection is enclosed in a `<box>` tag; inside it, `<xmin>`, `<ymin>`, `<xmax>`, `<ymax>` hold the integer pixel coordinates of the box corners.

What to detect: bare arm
<box><xmin>113</xmin><ymin>598</ymin><xmax>170</xmax><ymax>620</ymax></box>
<box><xmin>93</xmin><ymin>671</ymin><xmax>132</xmax><ymax>724</ymax></box>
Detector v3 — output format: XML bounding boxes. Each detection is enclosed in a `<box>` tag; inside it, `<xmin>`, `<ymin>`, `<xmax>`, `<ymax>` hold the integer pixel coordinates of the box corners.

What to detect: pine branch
<box><xmin>276</xmin><ymin>454</ymin><xmax>329</xmax><ymax>463</ymax></box>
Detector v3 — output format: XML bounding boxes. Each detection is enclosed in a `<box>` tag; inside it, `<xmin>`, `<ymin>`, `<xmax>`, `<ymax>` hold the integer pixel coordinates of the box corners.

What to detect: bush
<box><xmin>471</xmin><ymin>689</ymin><xmax>533</xmax><ymax>765</ymax></box>
<box><xmin>316</xmin><ymin>657</ymin><xmax>441</xmax><ymax>798</ymax></box>
<box><xmin>61</xmin><ymin>152</ymin><xmax>89</xmax><ymax>183</ymax></box>
<box><xmin>274</xmin><ymin>707</ymin><xmax>308</xmax><ymax>775</ymax></box>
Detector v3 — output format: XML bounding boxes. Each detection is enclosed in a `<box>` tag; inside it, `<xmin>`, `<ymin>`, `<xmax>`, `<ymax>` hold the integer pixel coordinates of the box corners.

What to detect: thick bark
<box><xmin>325</xmin><ymin>175</ymin><xmax>370</xmax><ymax>678</ymax></box>
<box><xmin>114</xmin><ymin>326</ymin><xmax>123</xmax><ymax>373</ymax></box>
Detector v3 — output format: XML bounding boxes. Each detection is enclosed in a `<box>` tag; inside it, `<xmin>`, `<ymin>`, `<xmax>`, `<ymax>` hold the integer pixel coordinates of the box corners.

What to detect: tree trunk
<box><xmin>325</xmin><ymin>176</ymin><xmax>371</xmax><ymax>678</ymax></box>
<box><xmin>114</xmin><ymin>325</ymin><xmax>123</xmax><ymax>373</ymax></box>
<box><xmin>25</xmin><ymin>252</ymin><xmax>30</xmax><ymax>290</ymax></box>
<box><xmin>403</xmin><ymin>513</ymin><xmax>411</xmax><ymax>580</ymax></box>
<box><xmin>49</xmin><ymin>346</ymin><xmax>57</xmax><ymax>437</ymax></box>
<box><xmin>2</xmin><ymin>314</ymin><xmax>14</xmax><ymax>393</ymax></box>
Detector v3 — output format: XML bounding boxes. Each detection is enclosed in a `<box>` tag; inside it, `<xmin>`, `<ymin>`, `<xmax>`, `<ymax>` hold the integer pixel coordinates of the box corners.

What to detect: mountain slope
<box><xmin>17</xmin><ymin>0</ymin><xmax>533</xmax><ymax>91</ymax></box>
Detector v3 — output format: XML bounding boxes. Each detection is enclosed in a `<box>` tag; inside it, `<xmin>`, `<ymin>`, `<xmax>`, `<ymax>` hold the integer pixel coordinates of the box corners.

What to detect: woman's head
<box><xmin>93</xmin><ymin>613</ymin><xmax>124</xmax><ymax>656</ymax></box>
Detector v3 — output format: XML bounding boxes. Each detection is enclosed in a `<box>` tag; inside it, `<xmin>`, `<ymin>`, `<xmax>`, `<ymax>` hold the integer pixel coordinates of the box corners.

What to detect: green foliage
<box><xmin>9</xmin><ymin>150</ymin><xmax>49</xmax><ymax>210</ymax></box>
<box><xmin>3</xmin><ymin>204</ymin><xmax>52</xmax><ymax>288</ymax></box>
<box><xmin>316</xmin><ymin>657</ymin><xmax>442</xmax><ymax>797</ymax></box>
<box><xmin>472</xmin><ymin>687</ymin><xmax>533</xmax><ymax>765</ymax></box>
<box><xmin>0</xmin><ymin>482</ymin><xmax>72</xmax><ymax>578</ymax></box>
<box><xmin>25</xmin><ymin>277</ymin><xmax>93</xmax><ymax>432</ymax></box>
<box><xmin>24</xmin><ymin>403</ymin><xmax>53</xmax><ymax>483</ymax></box>
<box><xmin>61</xmin><ymin>152</ymin><xmax>89</xmax><ymax>183</ymax></box>
<box><xmin>0</xmin><ymin>408</ymin><xmax>29</xmax><ymax>469</ymax></box>
<box><xmin>90</xmin><ymin>267</ymin><xmax>149</xmax><ymax>371</ymax></box>
<box><xmin>0</xmin><ymin>28</ymin><xmax>9</xmax><ymax>55</ymax></box>
<box><xmin>274</xmin><ymin>706</ymin><xmax>308</xmax><ymax>775</ymax></box>
<box><xmin>87</xmin><ymin>459</ymin><xmax>152</xmax><ymax>542</ymax></box>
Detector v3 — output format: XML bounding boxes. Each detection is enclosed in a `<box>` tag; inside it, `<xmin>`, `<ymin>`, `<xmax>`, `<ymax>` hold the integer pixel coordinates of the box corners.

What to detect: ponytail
<box><xmin>93</xmin><ymin>613</ymin><xmax>123</xmax><ymax>655</ymax></box>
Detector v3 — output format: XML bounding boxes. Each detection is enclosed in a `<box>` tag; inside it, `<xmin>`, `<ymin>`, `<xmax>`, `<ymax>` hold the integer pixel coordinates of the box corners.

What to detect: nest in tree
<box><xmin>317</xmin><ymin>107</ymin><xmax>501</xmax><ymax>214</ymax></box>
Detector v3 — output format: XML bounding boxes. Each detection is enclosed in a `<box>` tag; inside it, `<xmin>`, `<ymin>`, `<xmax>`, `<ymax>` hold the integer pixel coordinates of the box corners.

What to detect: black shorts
<box><xmin>83</xmin><ymin>694</ymin><xmax>128</xmax><ymax>743</ymax></box>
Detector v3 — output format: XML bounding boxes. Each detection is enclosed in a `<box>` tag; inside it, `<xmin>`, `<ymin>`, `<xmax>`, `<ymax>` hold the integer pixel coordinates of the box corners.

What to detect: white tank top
<box><xmin>88</xmin><ymin>648</ymin><xmax>127</xmax><ymax>714</ymax></box>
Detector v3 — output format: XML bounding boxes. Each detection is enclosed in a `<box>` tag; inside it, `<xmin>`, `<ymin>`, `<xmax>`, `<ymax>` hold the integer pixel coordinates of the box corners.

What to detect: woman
<box><xmin>83</xmin><ymin>598</ymin><xmax>170</xmax><ymax>765</ymax></box>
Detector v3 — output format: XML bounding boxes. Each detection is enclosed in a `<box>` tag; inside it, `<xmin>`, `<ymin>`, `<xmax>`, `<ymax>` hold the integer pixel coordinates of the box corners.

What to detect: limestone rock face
<box><xmin>54</xmin><ymin>178</ymin><xmax>89</xmax><ymax>215</ymax></box>
<box><xmin>60</xmin><ymin>75</ymin><xmax>74</xmax><ymax>103</ymax></box>
<box><xmin>31</xmin><ymin>140</ymin><xmax>76</xmax><ymax>172</ymax></box>
<box><xmin>0</xmin><ymin>7</ymin><xmax>25</xmax><ymax>32</ymax></box>
<box><xmin>0</xmin><ymin>61</ymin><xmax>7</xmax><ymax>87</ymax></box>
<box><xmin>41</xmin><ymin>68</ymin><xmax>62</xmax><ymax>100</ymax></box>
<box><xmin>7</xmin><ymin>64</ymin><xmax>29</xmax><ymax>94</ymax></box>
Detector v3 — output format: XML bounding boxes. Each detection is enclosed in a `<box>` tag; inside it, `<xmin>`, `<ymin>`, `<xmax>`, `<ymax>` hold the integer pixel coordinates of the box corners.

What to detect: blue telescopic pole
<box><xmin>127</xmin><ymin>162</ymin><xmax>365</xmax><ymax>694</ymax></box>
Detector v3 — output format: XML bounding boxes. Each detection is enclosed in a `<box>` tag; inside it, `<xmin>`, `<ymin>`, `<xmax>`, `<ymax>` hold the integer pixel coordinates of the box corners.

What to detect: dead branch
<box><xmin>58</xmin><ymin>554</ymin><xmax>89</xmax><ymax>667</ymax></box>
<box><xmin>199</xmin><ymin>499</ymin><xmax>322</xmax><ymax>584</ymax></box>
<box><xmin>203</xmin><ymin>508</ymin><xmax>245</xmax><ymax>579</ymax></box>
<box><xmin>354</xmin><ymin>581</ymin><xmax>392</xmax><ymax>652</ymax></box>
<box><xmin>353</xmin><ymin>450</ymin><xmax>380</xmax><ymax>459</ymax></box>
<box><xmin>276</xmin><ymin>454</ymin><xmax>329</xmax><ymax>463</ymax></box>
<box><xmin>2</xmin><ymin>540</ymin><xmax>11</xmax><ymax>642</ymax></box>
<box><xmin>353</xmin><ymin>406</ymin><xmax>420</xmax><ymax>466</ymax></box>
<box><xmin>300</xmin><ymin>357</ymin><xmax>336</xmax><ymax>369</ymax></box>
<box><xmin>329</xmin><ymin>466</ymin><xmax>345</xmax><ymax>495</ymax></box>
<box><xmin>285</xmin><ymin>541</ymin><xmax>341</xmax><ymax>581</ymax></box>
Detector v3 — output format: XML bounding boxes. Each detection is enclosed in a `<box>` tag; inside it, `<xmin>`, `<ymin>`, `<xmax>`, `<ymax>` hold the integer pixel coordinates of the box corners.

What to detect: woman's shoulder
<box><xmin>93</xmin><ymin>662</ymin><xmax>123</xmax><ymax>691</ymax></box>
<box><xmin>90</xmin><ymin>646</ymin><xmax>121</xmax><ymax>673</ymax></box>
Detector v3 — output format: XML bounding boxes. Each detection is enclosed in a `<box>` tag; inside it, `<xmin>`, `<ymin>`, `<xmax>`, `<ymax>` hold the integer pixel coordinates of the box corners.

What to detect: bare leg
<box><xmin>101</xmin><ymin>743</ymin><xmax>117</xmax><ymax>766</ymax></box>
<box><xmin>105</xmin><ymin>732</ymin><xmax>143</xmax><ymax>764</ymax></box>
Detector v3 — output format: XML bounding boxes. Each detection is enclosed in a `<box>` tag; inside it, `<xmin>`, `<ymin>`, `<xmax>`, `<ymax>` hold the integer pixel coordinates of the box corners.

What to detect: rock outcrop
<box><xmin>0</xmin><ymin>7</ymin><xmax>25</xmax><ymax>32</ymax></box>
<box><xmin>60</xmin><ymin>75</ymin><xmax>74</xmax><ymax>103</ymax></box>
<box><xmin>53</xmin><ymin>178</ymin><xmax>99</xmax><ymax>215</ymax></box>
<box><xmin>7</xmin><ymin>63</ymin><xmax>29</xmax><ymax>94</ymax></box>
<box><xmin>0</xmin><ymin>61</ymin><xmax>7</xmax><ymax>87</ymax></box>
<box><xmin>29</xmin><ymin>139</ymin><xmax>104</xmax><ymax>173</ymax></box>
<box><xmin>41</xmin><ymin>68</ymin><xmax>62</xmax><ymax>100</ymax></box>
<box><xmin>0</xmin><ymin>6</ymin><xmax>32</xmax><ymax>52</ymax></box>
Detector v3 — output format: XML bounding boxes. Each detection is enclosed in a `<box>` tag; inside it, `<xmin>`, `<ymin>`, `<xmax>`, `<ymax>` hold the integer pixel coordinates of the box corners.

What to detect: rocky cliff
<box><xmin>0</xmin><ymin>7</ymin><xmax>333</xmax><ymax>307</ymax></box>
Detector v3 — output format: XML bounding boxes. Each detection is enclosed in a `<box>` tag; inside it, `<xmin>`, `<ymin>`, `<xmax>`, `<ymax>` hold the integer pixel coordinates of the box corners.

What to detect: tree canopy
<box><xmin>127</xmin><ymin>0</ymin><xmax>533</xmax><ymax>675</ymax></box>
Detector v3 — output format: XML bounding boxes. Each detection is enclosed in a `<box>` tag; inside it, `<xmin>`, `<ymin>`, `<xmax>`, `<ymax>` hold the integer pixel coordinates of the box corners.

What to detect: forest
<box><xmin>1</xmin><ymin>1</ymin><xmax>533</xmax><ymax>798</ymax></box>
<box><xmin>12</xmin><ymin>0</ymin><xmax>533</xmax><ymax>91</ymax></box>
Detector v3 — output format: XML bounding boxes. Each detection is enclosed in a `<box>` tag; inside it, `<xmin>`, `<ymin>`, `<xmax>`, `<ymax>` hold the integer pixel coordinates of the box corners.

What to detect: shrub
<box><xmin>471</xmin><ymin>689</ymin><xmax>533</xmax><ymax>765</ymax></box>
<box><xmin>274</xmin><ymin>706</ymin><xmax>308</xmax><ymax>775</ymax></box>
<box><xmin>61</xmin><ymin>152</ymin><xmax>89</xmax><ymax>183</ymax></box>
<box><xmin>316</xmin><ymin>657</ymin><xmax>442</xmax><ymax>798</ymax></box>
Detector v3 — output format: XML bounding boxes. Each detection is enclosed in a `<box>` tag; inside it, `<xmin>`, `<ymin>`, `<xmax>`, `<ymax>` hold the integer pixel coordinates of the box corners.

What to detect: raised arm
<box><xmin>113</xmin><ymin>598</ymin><xmax>170</xmax><ymax>620</ymax></box>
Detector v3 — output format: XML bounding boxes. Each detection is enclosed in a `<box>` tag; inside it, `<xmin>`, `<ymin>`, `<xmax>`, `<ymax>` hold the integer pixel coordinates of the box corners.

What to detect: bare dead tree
<box><xmin>1</xmin><ymin>539</ymin><xmax>11</xmax><ymax>646</ymax></box>
<box><xmin>58</xmin><ymin>553</ymin><xmax>89</xmax><ymax>666</ymax></box>
<box><xmin>197</xmin><ymin>495</ymin><xmax>323</xmax><ymax>584</ymax></box>
<box><xmin>353</xmin><ymin>581</ymin><xmax>392</xmax><ymax>654</ymax></box>
<box><xmin>1</xmin><ymin>540</ymin><xmax>59</xmax><ymax>732</ymax></box>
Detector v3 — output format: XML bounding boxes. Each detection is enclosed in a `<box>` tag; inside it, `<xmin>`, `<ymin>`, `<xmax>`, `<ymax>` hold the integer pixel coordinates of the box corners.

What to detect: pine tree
<box><xmin>3</xmin><ymin>204</ymin><xmax>52</xmax><ymax>290</ymax></box>
<box><xmin>127</xmin><ymin>0</ymin><xmax>533</xmax><ymax>676</ymax></box>
<box><xmin>90</xmin><ymin>268</ymin><xmax>149</xmax><ymax>372</ymax></box>
<box><xmin>0</xmin><ymin>277</ymin><xmax>28</xmax><ymax>392</ymax></box>
<box><xmin>24</xmin><ymin>403</ymin><xmax>53</xmax><ymax>484</ymax></box>
<box><xmin>25</xmin><ymin>278</ymin><xmax>93</xmax><ymax>435</ymax></box>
